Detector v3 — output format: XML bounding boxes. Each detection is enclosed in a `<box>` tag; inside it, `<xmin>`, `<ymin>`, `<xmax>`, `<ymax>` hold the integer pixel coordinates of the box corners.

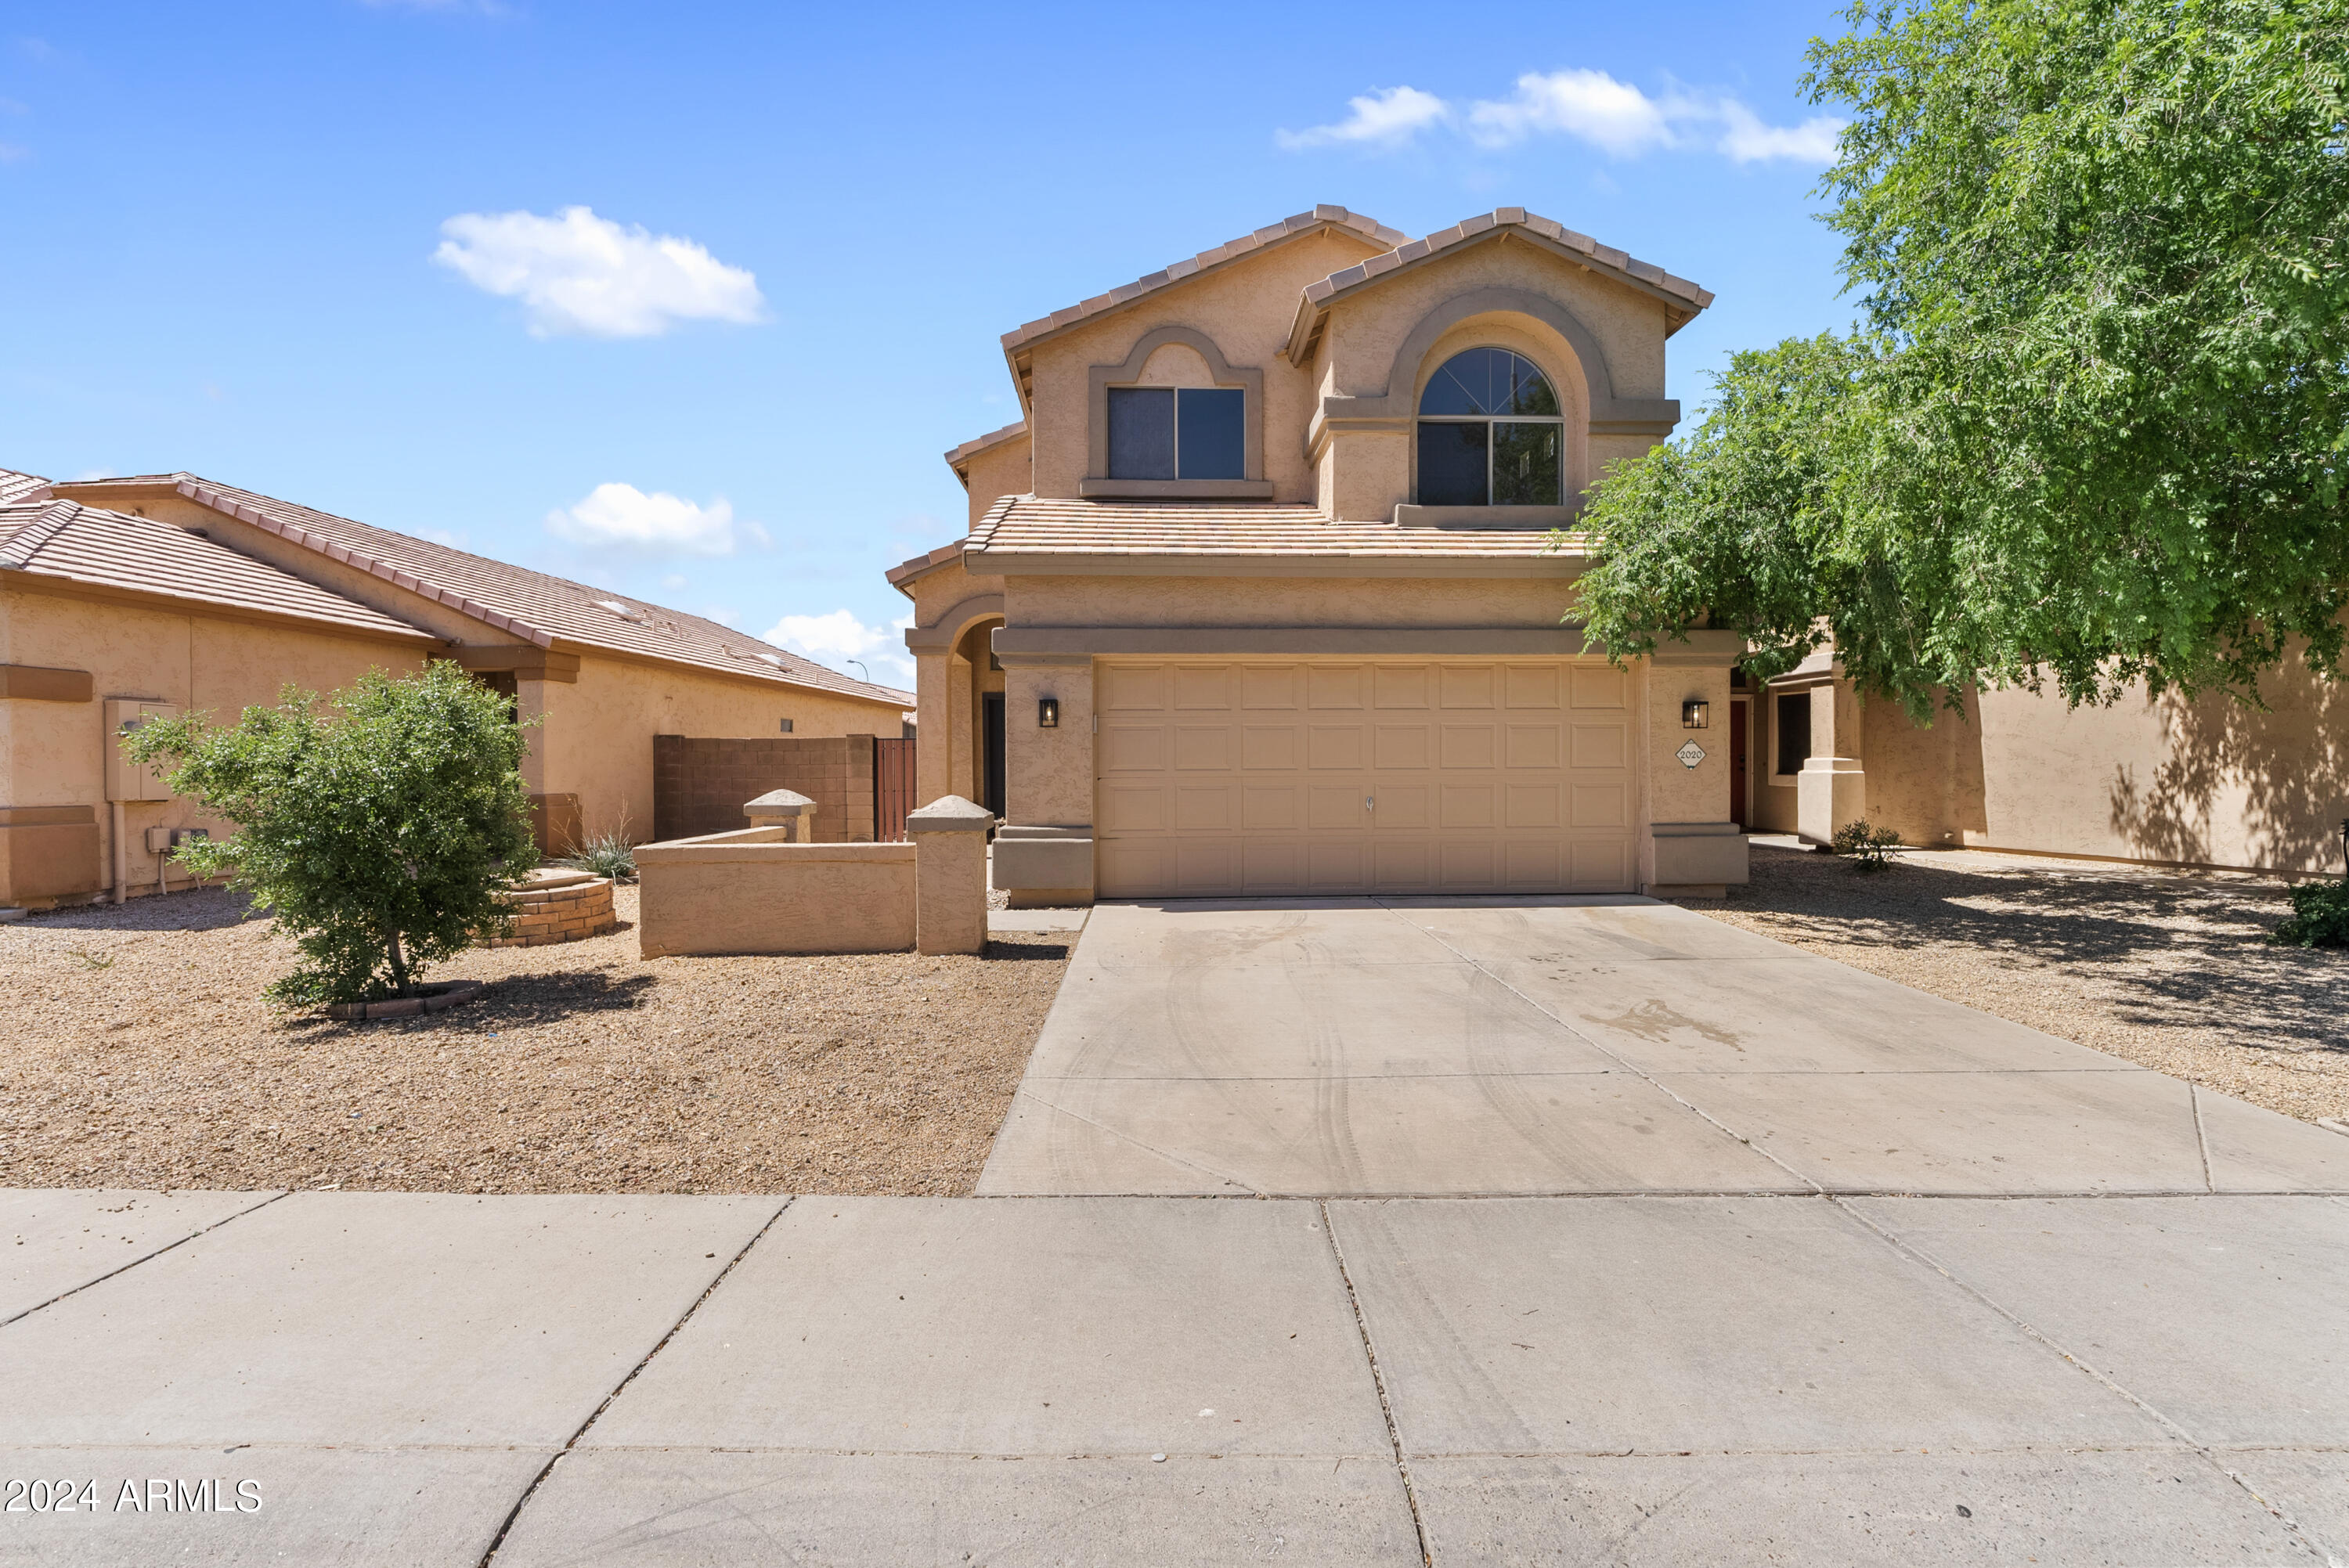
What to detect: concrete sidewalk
<box><xmin>978</xmin><ymin>897</ymin><xmax>2349</xmax><ymax>1196</ymax></box>
<box><xmin>2</xmin><ymin>1185</ymin><xmax>2344</xmax><ymax>1565</ymax></box>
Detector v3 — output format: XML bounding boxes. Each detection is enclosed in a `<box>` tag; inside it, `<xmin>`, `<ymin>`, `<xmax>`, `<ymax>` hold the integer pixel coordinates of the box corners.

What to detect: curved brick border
<box><xmin>325</xmin><ymin>979</ymin><xmax>485</xmax><ymax>1022</ymax></box>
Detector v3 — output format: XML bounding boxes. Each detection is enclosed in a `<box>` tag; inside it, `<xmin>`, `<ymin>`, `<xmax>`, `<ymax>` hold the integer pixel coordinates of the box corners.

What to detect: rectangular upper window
<box><xmin>1107</xmin><ymin>386</ymin><xmax>1245</xmax><ymax>481</ymax></box>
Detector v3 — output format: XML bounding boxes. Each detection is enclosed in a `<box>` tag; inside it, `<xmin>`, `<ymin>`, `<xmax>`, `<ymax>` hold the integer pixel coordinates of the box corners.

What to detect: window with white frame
<box><xmin>1415</xmin><ymin>348</ymin><xmax>1564</xmax><ymax>506</ymax></box>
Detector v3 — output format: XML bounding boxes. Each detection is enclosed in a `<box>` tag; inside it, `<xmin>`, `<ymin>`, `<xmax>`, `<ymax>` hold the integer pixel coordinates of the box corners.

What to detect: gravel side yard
<box><xmin>1690</xmin><ymin>843</ymin><xmax>2349</xmax><ymax>1124</ymax></box>
<box><xmin>0</xmin><ymin>885</ymin><xmax>1069</xmax><ymax>1195</ymax></box>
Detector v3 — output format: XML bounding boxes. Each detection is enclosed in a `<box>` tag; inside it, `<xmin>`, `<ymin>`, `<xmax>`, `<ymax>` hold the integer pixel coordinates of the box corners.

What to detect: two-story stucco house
<box><xmin>892</xmin><ymin>206</ymin><xmax>1747</xmax><ymax>905</ymax></box>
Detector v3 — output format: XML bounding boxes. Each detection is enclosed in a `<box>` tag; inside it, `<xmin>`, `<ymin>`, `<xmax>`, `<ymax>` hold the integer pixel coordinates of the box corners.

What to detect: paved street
<box><xmin>2</xmin><ymin>898</ymin><xmax>2344</xmax><ymax>1565</ymax></box>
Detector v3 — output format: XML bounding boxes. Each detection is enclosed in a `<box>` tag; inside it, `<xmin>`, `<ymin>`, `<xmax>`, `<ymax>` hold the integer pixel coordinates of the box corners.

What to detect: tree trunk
<box><xmin>385</xmin><ymin>929</ymin><xmax>411</xmax><ymax>997</ymax></box>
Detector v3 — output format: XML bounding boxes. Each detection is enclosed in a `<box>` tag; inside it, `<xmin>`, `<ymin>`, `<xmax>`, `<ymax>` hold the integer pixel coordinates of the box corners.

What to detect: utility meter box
<box><xmin>144</xmin><ymin>826</ymin><xmax>209</xmax><ymax>855</ymax></box>
<box><xmin>104</xmin><ymin>699</ymin><xmax>179</xmax><ymax>802</ymax></box>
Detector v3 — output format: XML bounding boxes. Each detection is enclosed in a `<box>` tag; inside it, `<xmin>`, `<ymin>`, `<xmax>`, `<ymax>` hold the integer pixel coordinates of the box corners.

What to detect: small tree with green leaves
<box><xmin>128</xmin><ymin>663</ymin><xmax>538</xmax><ymax>1005</ymax></box>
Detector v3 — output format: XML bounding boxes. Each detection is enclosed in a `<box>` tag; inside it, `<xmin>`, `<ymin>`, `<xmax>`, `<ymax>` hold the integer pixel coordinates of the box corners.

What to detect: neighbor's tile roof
<box><xmin>56</xmin><ymin>474</ymin><xmax>915</xmax><ymax>708</ymax></box>
<box><xmin>0</xmin><ymin>468</ymin><xmax>51</xmax><ymax>505</ymax></box>
<box><xmin>964</xmin><ymin>494</ymin><xmax>1592</xmax><ymax>564</ymax></box>
<box><xmin>0</xmin><ymin>499</ymin><xmax>438</xmax><ymax>640</ymax></box>
<box><xmin>998</xmin><ymin>206</ymin><xmax>1405</xmax><ymax>355</ymax></box>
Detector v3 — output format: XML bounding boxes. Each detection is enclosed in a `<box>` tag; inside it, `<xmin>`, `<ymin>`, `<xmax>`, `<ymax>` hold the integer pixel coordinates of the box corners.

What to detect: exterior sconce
<box><xmin>1681</xmin><ymin>699</ymin><xmax>1709</xmax><ymax>730</ymax></box>
<box><xmin>1037</xmin><ymin>697</ymin><xmax>1060</xmax><ymax>729</ymax></box>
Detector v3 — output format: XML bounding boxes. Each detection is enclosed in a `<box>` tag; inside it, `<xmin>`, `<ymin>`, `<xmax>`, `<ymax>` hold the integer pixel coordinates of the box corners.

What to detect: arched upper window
<box><xmin>1416</xmin><ymin>348</ymin><xmax>1564</xmax><ymax>506</ymax></box>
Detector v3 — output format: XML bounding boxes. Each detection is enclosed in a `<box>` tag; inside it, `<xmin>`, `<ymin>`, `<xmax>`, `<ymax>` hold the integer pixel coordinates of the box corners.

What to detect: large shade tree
<box><xmin>1575</xmin><ymin>0</ymin><xmax>2349</xmax><ymax>716</ymax></box>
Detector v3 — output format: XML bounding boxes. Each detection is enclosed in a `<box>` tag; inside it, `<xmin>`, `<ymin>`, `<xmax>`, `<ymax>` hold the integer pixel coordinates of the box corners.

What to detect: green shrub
<box><xmin>2271</xmin><ymin>879</ymin><xmax>2349</xmax><ymax>950</ymax></box>
<box><xmin>1830</xmin><ymin>818</ymin><xmax>1905</xmax><ymax>871</ymax></box>
<box><xmin>558</xmin><ymin>830</ymin><xmax>637</xmax><ymax>884</ymax></box>
<box><xmin>127</xmin><ymin>664</ymin><xmax>537</xmax><ymax>1005</ymax></box>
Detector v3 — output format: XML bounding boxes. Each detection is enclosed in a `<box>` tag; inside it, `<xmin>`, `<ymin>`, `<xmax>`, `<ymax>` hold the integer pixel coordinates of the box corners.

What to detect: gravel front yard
<box><xmin>1690</xmin><ymin>843</ymin><xmax>2349</xmax><ymax>1125</ymax></box>
<box><xmin>0</xmin><ymin>885</ymin><xmax>1069</xmax><ymax>1195</ymax></box>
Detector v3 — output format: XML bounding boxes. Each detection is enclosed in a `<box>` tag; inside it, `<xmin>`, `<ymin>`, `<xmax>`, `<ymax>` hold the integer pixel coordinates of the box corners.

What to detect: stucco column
<box><xmin>1796</xmin><ymin>679</ymin><xmax>1867</xmax><ymax>845</ymax></box>
<box><xmin>1639</xmin><ymin>636</ymin><xmax>1749</xmax><ymax>896</ymax></box>
<box><xmin>515</xmin><ymin>678</ymin><xmax>550</xmax><ymax>795</ymax></box>
<box><xmin>907</xmin><ymin>794</ymin><xmax>990</xmax><ymax>954</ymax></box>
<box><xmin>994</xmin><ymin>651</ymin><xmax>1095</xmax><ymax>907</ymax></box>
<box><xmin>912</xmin><ymin>651</ymin><xmax>951</xmax><ymax>809</ymax></box>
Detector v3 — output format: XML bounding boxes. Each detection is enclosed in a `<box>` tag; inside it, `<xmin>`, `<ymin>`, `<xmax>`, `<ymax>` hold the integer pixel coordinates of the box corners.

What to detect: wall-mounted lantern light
<box><xmin>1037</xmin><ymin>697</ymin><xmax>1060</xmax><ymax>729</ymax></box>
<box><xmin>1681</xmin><ymin>699</ymin><xmax>1710</xmax><ymax>730</ymax></box>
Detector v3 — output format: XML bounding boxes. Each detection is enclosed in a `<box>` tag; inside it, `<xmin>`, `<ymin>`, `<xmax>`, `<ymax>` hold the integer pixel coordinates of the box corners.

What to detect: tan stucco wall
<box><xmin>0</xmin><ymin>581</ymin><xmax>431</xmax><ymax>900</ymax></box>
<box><xmin>541</xmin><ymin>654</ymin><xmax>907</xmax><ymax>845</ymax></box>
<box><xmin>961</xmin><ymin>434</ymin><xmax>1033</xmax><ymax>530</ymax></box>
<box><xmin>900</xmin><ymin>557</ymin><xmax>1007</xmax><ymax>809</ymax></box>
<box><xmin>1023</xmin><ymin>228</ymin><xmax>1387</xmax><ymax>504</ymax></box>
<box><xmin>1005</xmin><ymin>573</ymin><xmax>1583</xmax><ymax>630</ymax></box>
<box><xmin>1004</xmin><ymin>661</ymin><xmax>1095</xmax><ymax>826</ymax></box>
<box><xmin>634</xmin><ymin>830</ymin><xmax>916</xmax><ymax>956</ymax></box>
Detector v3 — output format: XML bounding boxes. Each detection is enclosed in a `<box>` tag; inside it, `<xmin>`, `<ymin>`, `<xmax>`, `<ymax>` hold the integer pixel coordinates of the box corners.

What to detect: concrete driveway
<box><xmin>979</xmin><ymin>896</ymin><xmax>2349</xmax><ymax>1197</ymax></box>
<box><xmin>4</xmin><ymin>897</ymin><xmax>2345</xmax><ymax>1565</ymax></box>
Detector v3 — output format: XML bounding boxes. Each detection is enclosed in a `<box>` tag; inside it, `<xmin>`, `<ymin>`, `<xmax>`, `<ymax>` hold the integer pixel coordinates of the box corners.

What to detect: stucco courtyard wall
<box><xmin>1</xmin><ymin>581</ymin><xmax>431</xmax><ymax>904</ymax></box>
<box><xmin>635</xmin><ymin>829</ymin><xmax>917</xmax><ymax>957</ymax></box>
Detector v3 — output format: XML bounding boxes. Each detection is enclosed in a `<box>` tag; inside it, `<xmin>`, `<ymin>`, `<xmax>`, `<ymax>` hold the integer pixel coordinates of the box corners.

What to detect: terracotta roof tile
<box><xmin>964</xmin><ymin>496</ymin><xmax>1590</xmax><ymax>564</ymax></box>
<box><xmin>52</xmin><ymin>474</ymin><xmax>913</xmax><ymax>708</ymax></box>
<box><xmin>998</xmin><ymin>206</ymin><xmax>1405</xmax><ymax>354</ymax></box>
<box><xmin>0</xmin><ymin>468</ymin><xmax>51</xmax><ymax>505</ymax></box>
<box><xmin>941</xmin><ymin>419</ymin><xmax>1029</xmax><ymax>471</ymax></box>
<box><xmin>1295</xmin><ymin>207</ymin><xmax>1714</xmax><ymax>316</ymax></box>
<box><xmin>0</xmin><ymin>499</ymin><xmax>436</xmax><ymax>640</ymax></box>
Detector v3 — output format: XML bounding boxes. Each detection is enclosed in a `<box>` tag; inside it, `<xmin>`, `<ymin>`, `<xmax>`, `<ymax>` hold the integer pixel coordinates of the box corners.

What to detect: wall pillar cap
<box><xmin>907</xmin><ymin>795</ymin><xmax>994</xmax><ymax>833</ymax></box>
<box><xmin>743</xmin><ymin>789</ymin><xmax>817</xmax><ymax>818</ymax></box>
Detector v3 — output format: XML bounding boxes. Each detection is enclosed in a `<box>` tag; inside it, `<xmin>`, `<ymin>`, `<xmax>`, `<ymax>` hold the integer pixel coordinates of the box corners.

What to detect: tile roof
<box><xmin>0</xmin><ymin>468</ymin><xmax>51</xmax><ymax>505</ymax></box>
<box><xmin>998</xmin><ymin>206</ymin><xmax>1405</xmax><ymax>355</ymax></box>
<box><xmin>943</xmin><ymin>420</ymin><xmax>1028</xmax><ymax>474</ymax></box>
<box><xmin>885</xmin><ymin>538</ymin><xmax>970</xmax><ymax>592</ymax></box>
<box><xmin>1288</xmin><ymin>208</ymin><xmax>1714</xmax><ymax>362</ymax></box>
<box><xmin>53</xmin><ymin>474</ymin><xmax>914</xmax><ymax>708</ymax></box>
<box><xmin>0</xmin><ymin>499</ymin><xmax>438</xmax><ymax>640</ymax></box>
<box><xmin>963</xmin><ymin>495</ymin><xmax>1592</xmax><ymax>568</ymax></box>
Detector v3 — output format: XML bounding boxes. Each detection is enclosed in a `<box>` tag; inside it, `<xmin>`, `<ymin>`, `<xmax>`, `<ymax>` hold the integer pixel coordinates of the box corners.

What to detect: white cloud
<box><xmin>762</xmin><ymin>608</ymin><xmax>915</xmax><ymax>688</ymax></box>
<box><xmin>546</xmin><ymin>482</ymin><xmax>758</xmax><ymax>557</ymax></box>
<box><xmin>1716</xmin><ymin>102</ymin><xmax>1844</xmax><ymax>164</ymax></box>
<box><xmin>1276</xmin><ymin>86</ymin><xmax>1450</xmax><ymax>150</ymax></box>
<box><xmin>432</xmin><ymin>206</ymin><xmax>765</xmax><ymax>338</ymax></box>
<box><xmin>1467</xmin><ymin>70</ymin><xmax>1672</xmax><ymax>155</ymax></box>
<box><xmin>1281</xmin><ymin>70</ymin><xmax>1843</xmax><ymax>166</ymax></box>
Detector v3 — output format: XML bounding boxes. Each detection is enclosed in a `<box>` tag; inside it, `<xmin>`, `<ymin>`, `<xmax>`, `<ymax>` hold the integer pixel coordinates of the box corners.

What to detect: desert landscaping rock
<box><xmin>0</xmin><ymin>884</ymin><xmax>1069</xmax><ymax>1195</ymax></box>
<box><xmin>1692</xmin><ymin>845</ymin><xmax>2349</xmax><ymax>1126</ymax></box>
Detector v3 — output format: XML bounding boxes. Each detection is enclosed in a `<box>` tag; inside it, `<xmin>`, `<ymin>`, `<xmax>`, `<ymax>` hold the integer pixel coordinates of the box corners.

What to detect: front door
<box><xmin>982</xmin><ymin>692</ymin><xmax>1005</xmax><ymax>817</ymax></box>
<box><xmin>1729</xmin><ymin>698</ymin><xmax>1748</xmax><ymax>830</ymax></box>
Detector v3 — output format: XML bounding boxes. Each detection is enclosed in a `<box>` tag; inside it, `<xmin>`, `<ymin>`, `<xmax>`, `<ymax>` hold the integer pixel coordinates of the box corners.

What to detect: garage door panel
<box><xmin>1441</xmin><ymin>783</ymin><xmax>1496</xmax><ymax>828</ymax></box>
<box><xmin>1097</xmin><ymin>657</ymin><xmax>1637</xmax><ymax>897</ymax></box>
<box><xmin>1571</xmin><ymin>782</ymin><xmax>1629</xmax><ymax>829</ymax></box>
<box><xmin>1374</xmin><ymin>724</ymin><xmax>1431</xmax><ymax>770</ymax></box>
<box><xmin>1174</xmin><ymin>786</ymin><xmax>1233</xmax><ymax>831</ymax></box>
<box><xmin>1101</xmin><ymin>665</ymin><xmax>1166</xmax><ymax>711</ymax></box>
<box><xmin>1243</xmin><ymin>785</ymin><xmax>1301</xmax><ymax>830</ymax></box>
<box><xmin>1308</xmin><ymin>785</ymin><xmax>1366</xmax><ymax>829</ymax></box>
<box><xmin>1440</xmin><ymin>665</ymin><xmax>1495</xmax><ymax>708</ymax></box>
<box><xmin>1308</xmin><ymin>665</ymin><xmax>1366</xmax><ymax>709</ymax></box>
<box><xmin>1506</xmin><ymin>723</ymin><xmax>1561</xmax><ymax>769</ymax></box>
<box><xmin>1173</xmin><ymin>725</ymin><xmax>1232</xmax><ymax>770</ymax></box>
<box><xmin>1307</xmin><ymin>725</ymin><xmax>1365</xmax><ymax>770</ymax></box>
<box><xmin>1242</xmin><ymin>725</ymin><xmax>1297</xmax><ymax>770</ymax></box>
<box><xmin>1370</xmin><ymin>784</ymin><xmax>1430</xmax><ymax>828</ymax></box>
<box><xmin>1506</xmin><ymin>784</ymin><xmax>1561</xmax><ymax>828</ymax></box>
<box><xmin>1440</xmin><ymin>726</ymin><xmax>1495</xmax><ymax>769</ymax></box>
<box><xmin>1571</xmin><ymin>722</ymin><xmax>1627</xmax><ymax>770</ymax></box>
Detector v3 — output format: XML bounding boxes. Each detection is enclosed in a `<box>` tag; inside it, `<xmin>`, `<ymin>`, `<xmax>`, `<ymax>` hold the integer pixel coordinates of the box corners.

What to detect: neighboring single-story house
<box><xmin>896</xmin><ymin>203</ymin><xmax>2347</xmax><ymax>903</ymax></box>
<box><xmin>896</xmin><ymin>206</ymin><xmax>1743</xmax><ymax>904</ymax></box>
<box><xmin>2</xmin><ymin>471</ymin><xmax>912</xmax><ymax>908</ymax></box>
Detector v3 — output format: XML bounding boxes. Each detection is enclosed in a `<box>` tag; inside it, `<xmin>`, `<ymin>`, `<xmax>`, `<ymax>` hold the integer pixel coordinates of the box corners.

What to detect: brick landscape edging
<box><xmin>324</xmin><ymin>979</ymin><xmax>485</xmax><ymax>1022</ymax></box>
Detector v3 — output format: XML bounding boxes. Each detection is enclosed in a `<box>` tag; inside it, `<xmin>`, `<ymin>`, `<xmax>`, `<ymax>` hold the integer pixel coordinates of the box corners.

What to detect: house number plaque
<box><xmin>1675</xmin><ymin>741</ymin><xmax>1707</xmax><ymax>770</ymax></box>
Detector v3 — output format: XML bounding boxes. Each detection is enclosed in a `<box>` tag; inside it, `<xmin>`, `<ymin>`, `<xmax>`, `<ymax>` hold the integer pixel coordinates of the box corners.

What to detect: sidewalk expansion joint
<box><xmin>1828</xmin><ymin>1195</ymin><xmax>2336</xmax><ymax>1566</ymax></box>
<box><xmin>474</xmin><ymin>1195</ymin><xmax>793</xmax><ymax>1568</ymax></box>
<box><xmin>1321</xmin><ymin>1199</ymin><xmax>1434</xmax><ymax>1568</ymax></box>
<box><xmin>0</xmin><ymin>1188</ymin><xmax>290</xmax><ymax>1332</ymax></box>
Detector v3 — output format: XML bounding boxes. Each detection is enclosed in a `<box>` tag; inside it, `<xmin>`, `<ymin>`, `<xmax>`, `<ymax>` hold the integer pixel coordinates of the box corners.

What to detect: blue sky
<box><xmin>0</xmin><ymin>1</ymin><xmax>1857</xmax><ymax>689</ymax></box>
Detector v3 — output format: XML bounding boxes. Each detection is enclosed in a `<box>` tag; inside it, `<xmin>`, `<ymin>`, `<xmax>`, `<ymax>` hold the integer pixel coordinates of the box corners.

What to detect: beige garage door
<box><xmin>1095</xmin><ymin>658</ymin><xmax>1636</xmax><ymax>898</ymax></box>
